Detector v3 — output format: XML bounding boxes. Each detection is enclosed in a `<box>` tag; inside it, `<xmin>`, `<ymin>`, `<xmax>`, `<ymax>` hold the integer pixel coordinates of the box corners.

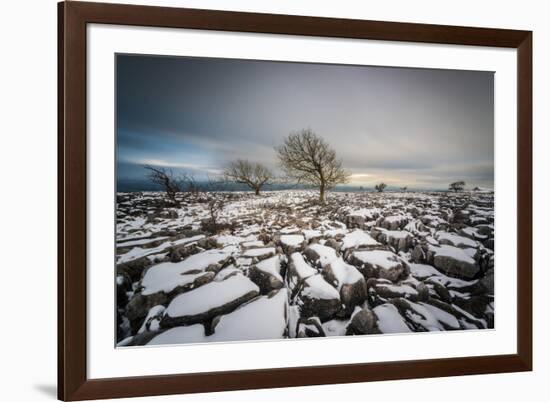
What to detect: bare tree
<box><xmin>374</xmin><ymin>183</ymin><xmax>387</xmax><ymax>193</ymax></box>
<box><xmin>223</xmin><ymin>159</ymin><xmax>274</xmax><ymax>195</ymax></box>
<box><xmin>144</xmin><ymin>165</ymin><xmax>182</xmax><ymax>203</ymax></box>
<box><xmin>181</xmin><ymin>174</ymin><xmax>201</xmax><ymax>194</ymax></box>
<box><xmin>275</xmin><ymin>129</ymin><xmax>350</xmax><ymax>202</ymax></box>
<box><xmin>401</xmin><ymin>186</ymin><xmax>408</xmax><ymax>192</ymax></box>
<box><xmin>203</xmin><ymin>174</ymin><xmax>230</xmax><ymax>192</ymax></box>
<box><xmin>449</xmin><ymin>180</ymin><xmax>465</xmax><ymax>192</ymax></box>
<box><xmin>207</xmin><ymin>197</ymin><xmax>225</xmax><ymax>227</ymax></box>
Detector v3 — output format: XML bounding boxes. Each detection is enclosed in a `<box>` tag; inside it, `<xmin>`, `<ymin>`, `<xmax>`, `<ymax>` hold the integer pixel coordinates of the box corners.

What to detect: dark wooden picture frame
<box><xmin>58</xmin><ymin>1</ymin><xmax>532</xmax><ymax>400</ymax></box>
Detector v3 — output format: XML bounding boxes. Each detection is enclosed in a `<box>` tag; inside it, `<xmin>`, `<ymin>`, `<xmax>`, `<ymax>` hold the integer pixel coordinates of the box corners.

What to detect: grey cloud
<box><xmin>117</xmin><ymin>55</ymin><xmax>494</xmax><ymax>189</ymax></box>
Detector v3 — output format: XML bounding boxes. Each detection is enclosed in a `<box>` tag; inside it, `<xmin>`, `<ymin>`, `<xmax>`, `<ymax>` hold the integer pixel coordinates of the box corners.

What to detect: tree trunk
<box><xmin>319</xmin><ymin>183</ymin><xmax>325</xmax><ymax>203</ymax></box>
<box><xmin>254</xmin><ymin>187</ymin><xmax>260</xmax><ymax>196</ymax></box>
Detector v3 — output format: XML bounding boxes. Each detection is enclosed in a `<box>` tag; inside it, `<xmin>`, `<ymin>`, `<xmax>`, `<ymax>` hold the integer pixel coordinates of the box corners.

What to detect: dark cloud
<box><xmin>117</xmin><ymin>54</ymin><xmax>494</xmax><ymax>189</ymax></box>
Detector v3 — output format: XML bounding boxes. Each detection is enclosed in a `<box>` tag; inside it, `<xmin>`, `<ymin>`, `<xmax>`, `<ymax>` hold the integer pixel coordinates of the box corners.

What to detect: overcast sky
<box><xmin>116</xmin><ymin>54</ymin><xmax>494</xmax><ymax>190</ymax></box>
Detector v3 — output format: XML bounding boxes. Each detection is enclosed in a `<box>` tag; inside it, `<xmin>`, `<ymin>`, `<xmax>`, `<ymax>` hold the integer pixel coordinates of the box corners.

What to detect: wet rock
<box><xmin>304</xmin><ymin>243</ymin><xmax>342</xmax><ymax>266</ymax></box>
<box><xmin>126</xmin><ymin>292</ymin><xmax>168</xmax><ymax>334</ymax></box>
<box><xmin>346</xmin><ymin>215</ymin><xmax>365</xmax><ymax>229</ymax></box>
<box><xmin>427</xmin><ymin>281</ymin><xmax>453</xmax><ymax>303</ymax></box>
<box><xmin>116</xmin><ymin>273</ymin><xmax>132</xmax><ymax>306</ymax></box>
<box><xmin>378</xmin><ymin>215</ymin><xmax>408</xmax><ymax>230</ymax></box>
<box><xmin>241</xmin><ymin>247</ymin><xmax>276</xmax><ymax>261</ymax></box>
<box><xmin>168</xmin><ymin>243</ymin><xmax>200</xmax><ymax>262</ymax></box>
<box><xmin>248</xmin><ymin>256</ymin><xmax>284</xmax><ymax>294</ymax></box>
<box><xmin>372</xmin><ymin>303</ymin><xmax>412</xmax><ymax>334</ymax></box>
<box><xmin>117</xmin><ymin>257</ymin><xmax>152</xmax><ymax>283</ymax></box>
<box><xmin>459</xmin><ymin>227</ymin><xmax>489</xmax><ymax>242</ymax></box>
<box><xmin>349</xmin><ymin>250</ymin><xmax>410</xmax><ymax>282</ymax></box>
<box><xmin>137</xmin><ymin>305</ymin><xmax>166</xmax><ymax>333</ymax></box>
<box><xmin>411</xmin><ymin>244</ymin><xmax>427</xmax><ymax>263</ymax></box>
<box><xmin>324</xmin><ymin>238</ymin><xmax>342</xmax><ymax>252</ymax></box>
<box><xmin>429</xmin><ymin>245</ymin><xmax>480</xmax><ymax>279</ymax></box>
<box><xmin>297</xmin><ymin>317</ymin><xmax>326</xmax><ymax>337</ymax></box>
<box><xmin>278</xmin><ymin>234</ymin><xmax>305</xmax><ymax>254</ymax></box>
<box><xmin>370</xmin><ymin>227</ymin><xmax>413</xmax><ymax>252</ymax></box>
<box><xmin>196</xmin><ymin>237</ymin><xmax>220</xmax><ymax>250</ymax></box>
<box><xmin>435</xmin><ymin>231</ymin><xmax>478</xmax><ymax>249</ymax></box>
<box><xmin>298</xmin><ymin>274</ymin><xmax>341</xmax><ymax>322</ymax></box>
<box><xmin>369</xmin><ymin>280</ymin><xmax>419</xmax><ymax>302</ymax></box>
<box><xmin>452</xmin><ymin>294</ymin><xmax>493</xmax><ymax>319</ymax></box>
<box><xmin>390</xmin><ymin>298</ymin><xmax>460</xmax><ymax>331</ymax></box>
<box><xmin>346</xmin><ymin>308</ymin><xmax>381</xmax><ymax>335</ymax></box>
<box><xmin>480</xmin><ymin>268</ymin><xmax>494</xmax><ymax>294</ymax></box>
<box><xmin>287</xmin><ymin>252</ymin><xmax>318</xmax><ymax>296</ymax></box>
<box><xmin>426</xmin><ymin>297</ymin><xmax>487</xmax><ymax>330</ymax></box>
<box><xmin>322</xmin><ymin>261</ymin><xmax>367</xmax><ymax>314</ymax></box>
<box><xmin>415</xmin><ymin>282</ymin><xmax>430</xmax><ymax>302</ymax></box>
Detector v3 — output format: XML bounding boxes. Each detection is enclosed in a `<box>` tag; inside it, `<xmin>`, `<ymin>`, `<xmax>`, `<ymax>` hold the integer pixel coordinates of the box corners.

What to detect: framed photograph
<box><xmin>58</xmin><ymin>1</ymin><xmax>532</xmax><ymax>400</ymax></box>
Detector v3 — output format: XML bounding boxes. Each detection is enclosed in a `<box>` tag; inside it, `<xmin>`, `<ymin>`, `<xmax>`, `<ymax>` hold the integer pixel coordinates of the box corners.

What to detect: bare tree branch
<box><xmin>223</xmin><ymin>159</ymin><xmax>274</xmax><ymax>195</ymax></box>
<box><xmin>275</xmin><ymin>128</ymin><xmax>350</xmax><ymax>202</ymax></box>
<box><xmin>143</xmin><ymin>165</ymin><xmax>182</xmax><ymax>204</ymax></box>
<box><xmin>181</xmin><ymin>174</ymin><xmax>200</xmax><ymax>194</ymax></box>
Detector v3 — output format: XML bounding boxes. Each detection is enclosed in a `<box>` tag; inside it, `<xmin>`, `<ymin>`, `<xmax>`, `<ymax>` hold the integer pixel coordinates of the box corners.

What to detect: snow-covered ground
<box><xmin>116</xmin><ymin>190</ymin><xmax>494</xmax><ymax>346</ymax></box>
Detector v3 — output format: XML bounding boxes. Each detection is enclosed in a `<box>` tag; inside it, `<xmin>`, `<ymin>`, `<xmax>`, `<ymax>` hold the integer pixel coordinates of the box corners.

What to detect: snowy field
<box><xmin>116</xmin><ymin>190</ymin><xmax>494</xmax><ymax>346</ymax></box>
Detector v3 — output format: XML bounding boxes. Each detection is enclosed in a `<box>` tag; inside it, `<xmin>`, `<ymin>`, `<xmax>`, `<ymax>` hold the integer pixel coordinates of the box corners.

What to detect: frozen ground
<box><xmin>116</xmin><ymin>190</ymin><xmax>494</xmax><ymax>346</ymax></box>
